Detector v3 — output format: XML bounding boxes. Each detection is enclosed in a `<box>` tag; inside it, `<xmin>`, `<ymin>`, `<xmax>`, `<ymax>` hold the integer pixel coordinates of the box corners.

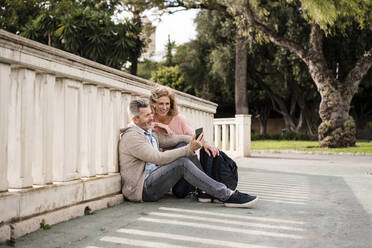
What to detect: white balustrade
<box><xmin>0</xmin><ymin>29</ymin><xmax>217</xmax><ymax>233</ymax></box>
<box><xmin>213</xmin><ymin>115</ymin><xmax>251</xmax><ymax>157</ymax></box>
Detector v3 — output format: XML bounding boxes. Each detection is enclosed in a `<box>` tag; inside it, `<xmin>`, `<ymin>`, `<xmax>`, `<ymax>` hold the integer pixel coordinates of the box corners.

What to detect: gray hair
<box><xmin>129</xmin><ymin>98</ymin><xmax>150</xmax><ymax>117</ymax></box>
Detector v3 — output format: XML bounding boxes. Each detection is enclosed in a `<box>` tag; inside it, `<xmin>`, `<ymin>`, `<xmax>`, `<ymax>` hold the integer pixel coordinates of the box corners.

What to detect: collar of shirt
<box><xmin>132</xmin><ymin>122</ymin><xmax>153</xmax><ymax>136</ymax></box>
<box><xmin>132</xmin><ymin>122</ymin><xmax>157</xmax><ymax>148</ymax></box>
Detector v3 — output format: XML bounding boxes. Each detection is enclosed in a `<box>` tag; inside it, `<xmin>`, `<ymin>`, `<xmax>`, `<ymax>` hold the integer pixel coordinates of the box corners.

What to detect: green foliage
<box><xmin>324</xmin><ymin>22</ymin><xmax>372</xmax><ymax>82</ymax></box>
<box><xmin>251</xmin><ymin>132</ymin><xmax>314</xmax><ymax>141</ymax></box>
<box><xmin>137</xmin><ymin>59</ymin><xmax>161</xmax><ymax>80</ymax></box>
<box><xmin>245</xmin><ymin>0</ymin><xmax>371</xmax><ymax>34</ymax></box>
<box><xmin>164</xmin><ymin>35</ymin><xmax>176</xmax><ymax>66</ymax></box>
<box><xmin>151</xmin><ymin>65</ymin><xmax>187</xmax><ymax>92</ymax></box>
<box><xmin>251</xmin><ymin>140</ymin><xmax>372</xmax><ymax>153</ymax></box>
<box><xmin>298</xmin><ymin>0</ymin><xmax>372</xmax><ymax>33</ymax></box>
<box><xmin>3</xmin><ymin>0</ymin><xmax>143</xmax><ymax>70</ymax></box>
<box><xmin>176</xmin><ymin>10</ymin><xmax>236</xmax><ymax>112</ymax></box>
<box><xmin>40</xmin><ymin>219</ymin><xmax>51</xmax><ymax>230</ymax></box>
<box><xmin>0</xmin><ymin>0</ymin><xmax>44</xmax><ymax>34</ymax></box>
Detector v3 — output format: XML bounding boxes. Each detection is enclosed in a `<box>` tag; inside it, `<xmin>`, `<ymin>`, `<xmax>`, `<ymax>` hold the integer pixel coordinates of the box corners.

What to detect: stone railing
<box><xmin>213</xmin><ymin>115</ymin><xmax>252</xmax><ymax>157</ymax></box>
<box><xmin>0</xmin><ymin>29</ymin><xmax>217</xmax><ymax>242</ymax></box>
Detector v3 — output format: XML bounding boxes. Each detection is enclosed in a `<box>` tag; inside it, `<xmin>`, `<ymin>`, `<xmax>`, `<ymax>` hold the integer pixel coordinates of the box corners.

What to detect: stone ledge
<box><xmin>0</xmin><ymin>225</ymin><xmax>10</xmax><ymax>244</ymax></box>
<box><xmin>0</xmin><ymin>174</ymin><xmax>121</xmax><ymax>224</ymax></box>
<box><xmin>0</xmin><ymin>194</ymin><xmax>123</xmax><ymax>243</ymax></box>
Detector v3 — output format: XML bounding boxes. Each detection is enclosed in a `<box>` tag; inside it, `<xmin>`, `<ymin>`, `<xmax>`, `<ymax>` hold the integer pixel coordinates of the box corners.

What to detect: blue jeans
<box><xmin>142</xmin><ymin>150</ymin><xmax>231</xmax><ymax>202</ymax></box>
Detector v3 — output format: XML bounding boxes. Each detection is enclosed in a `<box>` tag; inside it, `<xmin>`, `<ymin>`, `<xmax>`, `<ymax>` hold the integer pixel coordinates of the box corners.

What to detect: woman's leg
<box><xmin>142</xmin><ymin>157</ymin><xmax>231</xmax><ymax>202</ymax></box>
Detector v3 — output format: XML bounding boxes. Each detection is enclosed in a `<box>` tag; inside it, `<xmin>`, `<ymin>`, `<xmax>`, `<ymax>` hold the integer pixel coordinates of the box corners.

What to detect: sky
<box><xmin>148</xmin><ymin>9</ymin><xmax>200</xmax><ymax>53</ymax></box>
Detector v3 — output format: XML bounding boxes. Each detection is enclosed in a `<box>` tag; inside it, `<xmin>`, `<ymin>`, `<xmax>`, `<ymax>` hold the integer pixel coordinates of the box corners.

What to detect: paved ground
<box><xmin>2</xmin><ymin>152</ymin><xmax>372</xmax><ymax>248</ymax></box>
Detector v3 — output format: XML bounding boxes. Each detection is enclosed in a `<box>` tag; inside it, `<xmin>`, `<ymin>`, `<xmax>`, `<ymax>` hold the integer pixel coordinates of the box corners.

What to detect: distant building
<box><xmin>140</xmin><ymin>18</ymin><xmax>164</xmax><ymax>62</ymax></box>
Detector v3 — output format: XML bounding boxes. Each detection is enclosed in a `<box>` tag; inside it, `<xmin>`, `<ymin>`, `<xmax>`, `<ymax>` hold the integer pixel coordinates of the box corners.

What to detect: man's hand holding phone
<box><xmin>195</xmin><ymin>127</ymin><xmax>219</xmax><ymax>157</ymax></box>
<box><xmin>189</xmin><ymin>128</ymin><xmax>203</xmax><ymax>152</ymax></box>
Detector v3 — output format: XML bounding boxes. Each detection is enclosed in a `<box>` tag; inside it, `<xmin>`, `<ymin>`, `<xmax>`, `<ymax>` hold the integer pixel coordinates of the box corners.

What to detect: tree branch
<box><xmin>345</xmin><ymin>48</ymin><xmax>372</xmax><ymax>95</ymax></box>
<box><xmin>240</xmin><ymin>1</ymin><xmax>307</xmax><ymax>61</ymax></box>
<box><xmin>164</xmin><ymin>0</ymin><xmax>227</xmax><ymax>12</ymax></box>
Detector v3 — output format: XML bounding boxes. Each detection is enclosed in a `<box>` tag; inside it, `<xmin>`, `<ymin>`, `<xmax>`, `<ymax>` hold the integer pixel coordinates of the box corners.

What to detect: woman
<box><xmin>150</xmin><ymin>86</ymin><xmax>218</xmax><ymax>155</ymax></box>
<box><xmin>150</xmin><ymin>86</ymin><xmax>218</xmax><ymax>201</ymax></box>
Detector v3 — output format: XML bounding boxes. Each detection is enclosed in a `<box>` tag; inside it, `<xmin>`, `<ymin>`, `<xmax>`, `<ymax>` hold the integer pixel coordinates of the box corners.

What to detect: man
<box><xmin>119</xmin><ymin>98</ymin><xmax>258</xmax><ymax>207</ymax></box>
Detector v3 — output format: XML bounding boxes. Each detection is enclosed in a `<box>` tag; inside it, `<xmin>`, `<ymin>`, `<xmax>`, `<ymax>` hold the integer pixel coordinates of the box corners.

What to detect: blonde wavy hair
<box><xmin>150</xmin><ymin>86</ymin><xmax>179</xmax><ymax>117</ymax></box>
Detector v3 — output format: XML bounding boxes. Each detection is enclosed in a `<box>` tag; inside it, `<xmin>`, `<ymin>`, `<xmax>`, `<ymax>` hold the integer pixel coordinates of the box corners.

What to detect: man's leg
<box><xmin>142</xmin><ymin>157</ymin><xmax>231</xmax><ymax>202</ymax></box>
<box><xmin>171</xmin><ymin>142</ymin><xmax>203</xmax><ymax>198</ymax></box>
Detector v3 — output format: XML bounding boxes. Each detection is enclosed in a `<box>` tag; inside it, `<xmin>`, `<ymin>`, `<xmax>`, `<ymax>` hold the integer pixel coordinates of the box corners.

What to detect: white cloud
<box><xmin>151</xmin><ymin>9</ymin><xmax>199</xmax><ymax>53</ymax></box>
<box><xmin>116</xmin><ymin>7</ymin><xmax>199</xmax><ymax>54</ymax></box>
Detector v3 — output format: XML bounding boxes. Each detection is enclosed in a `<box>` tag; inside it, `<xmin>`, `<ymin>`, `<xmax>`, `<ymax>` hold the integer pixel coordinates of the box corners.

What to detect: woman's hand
<box><xmin>202</xmin><ymin>141</ymin><xmax>220</xmax><ymax>157</ymax></box>
<box><xmin>153</xmin><ymin>122</ymin><xmax>174</xmax><ymax>135</ymax></box>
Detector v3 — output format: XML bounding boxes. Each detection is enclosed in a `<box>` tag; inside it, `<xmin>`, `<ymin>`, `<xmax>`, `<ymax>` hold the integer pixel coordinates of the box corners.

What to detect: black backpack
<box><xmin>200</xmin><ymin>148</ymin><xmax>238</xmax><ymax>190</ymax></box>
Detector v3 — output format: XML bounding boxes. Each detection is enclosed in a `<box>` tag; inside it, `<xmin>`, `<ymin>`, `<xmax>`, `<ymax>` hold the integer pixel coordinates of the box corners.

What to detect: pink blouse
<box><xmin>153</xmin><ymin>114</ymin><xmax>194</xmax><ymax>136</ymax></box>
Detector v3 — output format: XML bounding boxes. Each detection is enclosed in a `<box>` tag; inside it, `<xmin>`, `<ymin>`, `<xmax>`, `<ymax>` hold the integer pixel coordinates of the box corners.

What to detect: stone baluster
<box><xmin>80</xmin><ymin>84</ymin><xmax>97</xmax><ymax>178</ymax></box>
<box><xmin>205</xmin><ymin>112</ymin><xmax>212</xmax><ymax>143</ymax></box>
<box><xmin>222</xmin><ymin>124</ymin><xmax>228</xmax><ymax>151</ymax></box>
<box><xmin>120</xmin><ymin>92</ymin><xmax>131</xmax><ymax>128</ymax></box>
<box><xmin>108</xmin><ymin>90</ymin><xmax>122</xmax><ymax>173</ymax></box>
<box><xmin>214</xmin><ymin>124</ymin><xmax>221</xmax><ymax>149</ymax></box>
<box><xmin>229</xmin><ymin>124</ymin><xmax>236</xmax><ymax>152</ymax></box>
<box><xmin>8</xmin><ymin>68</ymin><xmax>35</xmax><ymax>188</ymax></box>
<box><xmin>54</xmin><ymin>78</ymin><xmax>82</xmax><ymax>182</ymax></box>
<box><xmin>0</xmin><ymin>63</ymin><xmax>11</xmax><ymax>192</ymax></box>
<box><xmin>32</xmin><ymin>73</ymin><xmax>55</xmax><ymax>185</ymax></box>
<box><xmin>210</xmin><ymin>113</ymin><xmax>215</xmax><ymax>144</ymax></box>
<box><xmin>52</xmin><ymin>78</ymin><xmax>65</xmax><ymax>182</ymax></box>
<box><xmin>236</xmin><ymin>114</ymin><xmax>251</xmax><ymax>157</ymax></box>
<box><xmin>191</xmin><ymin>109</ymin><xmax>196</xmax><ymax>130</ymax></box>
<box><xmin>96</xmin><ymin>87</ymin><xmax>110</xmax><ymax>175</ymax></box>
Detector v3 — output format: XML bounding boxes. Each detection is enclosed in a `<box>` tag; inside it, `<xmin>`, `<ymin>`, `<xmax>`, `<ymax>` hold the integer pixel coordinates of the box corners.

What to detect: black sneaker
<box><xmin>196</xmin><ymin>190</ymin><xmax>213</xmax><ymax>203</ymax></box>
<box><xmin>224</xmin><ymin>190</ymin><xmax>258</xmax><ymax>208</ymax></box>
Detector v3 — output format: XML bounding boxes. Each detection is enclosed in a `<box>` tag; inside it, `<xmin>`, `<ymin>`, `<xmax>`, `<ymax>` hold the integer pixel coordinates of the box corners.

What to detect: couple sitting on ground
<box><xmin>119</xmin><ymin>86</ymin><xmax>258</xmax><ymax>208</ymax></box>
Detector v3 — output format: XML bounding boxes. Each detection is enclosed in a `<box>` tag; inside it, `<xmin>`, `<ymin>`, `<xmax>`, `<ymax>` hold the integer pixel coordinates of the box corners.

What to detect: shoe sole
<box><xmin>198</xmin><ymin>198</ymin><xmax>212</xmax><ymax>203</ymax></box>
<box><xmin>224</xmin><ymin>197</ymin><xmax>258</xmax><ymax>208</ymax></box>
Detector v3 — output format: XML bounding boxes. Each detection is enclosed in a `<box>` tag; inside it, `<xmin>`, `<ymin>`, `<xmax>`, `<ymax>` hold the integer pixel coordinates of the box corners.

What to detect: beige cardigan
<box><xmin>119</xmin><ymin>125</ymin><xmax>193</xmax><ymax>202</ymax></box>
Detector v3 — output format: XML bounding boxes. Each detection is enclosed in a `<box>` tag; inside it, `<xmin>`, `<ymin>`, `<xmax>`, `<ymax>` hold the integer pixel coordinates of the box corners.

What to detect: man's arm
<box><xmin>156</xmin><ymin>132</ymin><xmax>191</xmax><ymax>149</ymax></box>
<box><xmin>122</xmin><ymin>132</ymin><xmax>194</xmax><ymax>166</ymax></box>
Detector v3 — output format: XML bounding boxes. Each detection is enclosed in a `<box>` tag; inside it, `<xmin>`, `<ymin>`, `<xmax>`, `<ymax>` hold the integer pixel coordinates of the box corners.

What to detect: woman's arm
<box><xmin>152</xmin><ymin>122</ymin><xmax>174</xmax><ymax>135</ymax></box>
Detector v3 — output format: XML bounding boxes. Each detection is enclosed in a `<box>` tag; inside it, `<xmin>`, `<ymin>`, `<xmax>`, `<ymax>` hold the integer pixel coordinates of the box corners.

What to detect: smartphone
<box><xmin>195</xmin><ymin>127</ymin><xmax>203</xmax><ymax>139</ymax></box>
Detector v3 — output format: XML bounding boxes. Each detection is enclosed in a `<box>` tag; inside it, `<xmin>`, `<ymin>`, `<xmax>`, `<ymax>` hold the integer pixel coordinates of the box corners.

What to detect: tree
<box><xmin>120</xmin><ymin>0</ymin><xmax>250</xmax><ymax>114</ymax></box>
<box><xmin>121</xmin><ymin>0</ymin><xmax>157</xmax><ymax>75</ymax></box>
<box><xmin>151</xmin><ymin>65</ymin><xmax>186</xmax><ymax>91</ymax></box>
<box><xmin>0</xmin><ymin>0</ymin><xmax>44</xmax><ymax>34</ymax></box>
<box><xmin>246</xmin><ymin>38</ymin><xmax>321</xmax><ymax>136</ymax></box>
<box><xmin>228</xmin><ymin>0</ymin><xmax>372</xmax><ymax>147</ymax></box>
<box><xmin>137</xmin><ymin>59</ymin><xmax>160</xmax><ymax>79</ymax></box>
<box><xmin>16</xmin><ymin>0</ymin><xmax>143</xmax><ymax>70</ymax></box>
<box><xmin>164</xmin><ymin>35</ymin><xmax>176</xmax><ymax>66</ymax></box>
